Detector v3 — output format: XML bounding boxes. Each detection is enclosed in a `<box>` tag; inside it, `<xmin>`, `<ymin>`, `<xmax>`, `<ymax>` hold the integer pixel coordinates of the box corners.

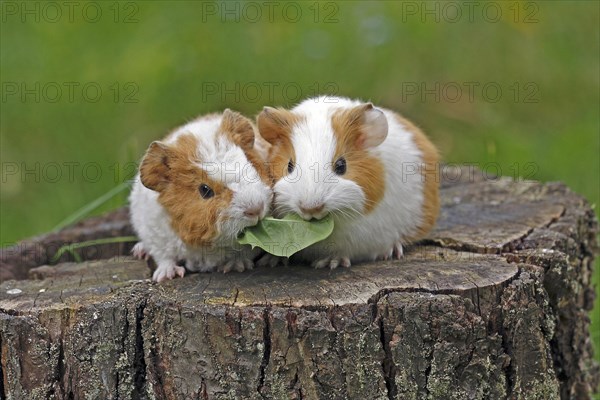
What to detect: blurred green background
<box><xmin>1</xmin><ymin>1</ymin><xmax>598</xmax><ymax>363</ymax></box>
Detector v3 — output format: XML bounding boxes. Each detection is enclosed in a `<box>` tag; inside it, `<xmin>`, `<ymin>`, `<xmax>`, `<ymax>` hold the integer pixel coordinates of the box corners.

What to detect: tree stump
<box><xmin>1</xmin><ymin>167</ymin><xmax>598</xmax><ymax>399</ymax></box>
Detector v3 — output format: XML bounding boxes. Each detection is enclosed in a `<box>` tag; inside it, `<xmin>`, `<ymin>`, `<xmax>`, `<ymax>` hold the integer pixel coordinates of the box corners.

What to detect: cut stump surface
<box><xmin>1</xmin><ymin>168</ymin><xmax>598</xmax><ymax>399</ymax></box>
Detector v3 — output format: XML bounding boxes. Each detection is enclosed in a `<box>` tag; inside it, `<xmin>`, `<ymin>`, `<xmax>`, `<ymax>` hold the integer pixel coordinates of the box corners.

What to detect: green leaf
<box><xmin>237</xmin><ymin>214</ymin><xmax>334</xmax><ymax>257</ymax></box>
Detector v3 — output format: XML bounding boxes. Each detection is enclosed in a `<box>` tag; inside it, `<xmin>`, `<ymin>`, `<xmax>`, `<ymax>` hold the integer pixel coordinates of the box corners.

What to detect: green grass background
<box><xmin>1</xmin><ymin>1</ymin><xmax>598</xmax><ymax>364</ymax></box>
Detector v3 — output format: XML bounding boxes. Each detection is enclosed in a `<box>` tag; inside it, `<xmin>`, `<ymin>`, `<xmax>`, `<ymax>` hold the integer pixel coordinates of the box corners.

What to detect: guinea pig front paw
<box><xmin>394</xmin><ymin>243</ymin><xmax>404</xmax><ymax>259</ymax></box>
<box><xmin>219</xmin><ymin>258</ymin><xmax>254</xmax><ymax>273</ymax></box>
<box><xmin>132</xmin><ymin>242</ymin><xmax>149</xmax><ymax>260</ymax></box>
<box><xmin>312</xmin><ymin>256</ymin><xmax>351</xmax><ymax>270</ymax></box>
<box><xmin>256</xmin><ymin>253</ymin><xmax>288</xmax><ymax>268</ymax></box>
<box><xmin>377</xmin><ymin>243</ymin><xmax>404</xmax><ymax>261</ymax></box>
<box><xmin>152</xmin><ymin>263</ymin><xmax>186</xmax><ymax>282</ymax></box>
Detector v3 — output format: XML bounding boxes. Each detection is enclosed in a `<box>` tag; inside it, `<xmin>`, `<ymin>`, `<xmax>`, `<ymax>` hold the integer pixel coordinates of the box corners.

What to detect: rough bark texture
<box><xmin>0</xmin><ymin>169</ymin><xmax>598</xmax><ymax>399</ymax></box>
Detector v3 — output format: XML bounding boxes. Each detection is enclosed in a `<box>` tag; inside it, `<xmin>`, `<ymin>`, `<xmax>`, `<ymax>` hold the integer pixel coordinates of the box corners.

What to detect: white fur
<box><xmin>129</xmin><ymin>114</ymin><xmax>272</xmax><ymax>281</ymax></box>
<box><xmin>273</xmin><ymin>96</ymin><xmax>426</xmax><ymax>264</ymax></box>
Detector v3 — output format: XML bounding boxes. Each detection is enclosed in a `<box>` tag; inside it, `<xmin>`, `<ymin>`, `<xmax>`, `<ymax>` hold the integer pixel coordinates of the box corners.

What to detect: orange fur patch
<box><xmin>141</xmin><ymin>133</ymin><xmax>232</xmax><ymax>247</ymax></box>
<box><xmin>139</xmin><ymin>141</ymin><xmax>171</xmax><ymax>192</ymax></box>
<box><xmin>394</xmin><ymin>114</ymin><xmax>440</xmax><ymax>240</ymax></box>
<box><xmin>218</xmin><ymin>110</ymin><xmax>271</xmax><ymax>184</ymax></box>
<box><xmin>257</xmin><ymin>108</ymin><xmax>301</xmax><ymax>183</ymax></box>
<box><xmin>219</xmin><ymin>109</ymin><xmax>255</xmax><ymax>151</ymax></box>
<box><xmin>331</xmin><ymin>106</ymin><xmax>386</xmax><ymax>213</ymax></box>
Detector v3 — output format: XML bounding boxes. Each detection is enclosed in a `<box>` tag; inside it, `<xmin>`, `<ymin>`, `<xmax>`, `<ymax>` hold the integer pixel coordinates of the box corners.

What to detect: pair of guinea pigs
<box><xmin>129</xmin><ymin>96</ymin><xmax>440</xmax><ymax>282</ymax></box>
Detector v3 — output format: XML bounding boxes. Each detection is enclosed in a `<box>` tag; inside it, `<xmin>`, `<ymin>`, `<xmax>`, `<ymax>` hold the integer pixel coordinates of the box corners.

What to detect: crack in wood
<box><xmin>199</xmin><ymin>377</ymin><xmax>208</xmax><ymax>400</ymax></box>
<box><xmin>56</xmin><ymin>337</ymin><xmax>66</xmax><ymax>397</ymax></box>
<box><xmin>257</xmin><ymin>307</ymin><xmax>271</xmax><ymax>397</ymax></box>
<box><xmin>231</xmin><ymin>288</ymin><xmax>239</xmax><ymax>307</ymax></box>
<box><xmin>132</xmin><ymin>299</ymin><xmax>147</xmax><ymax>399</ymax></box>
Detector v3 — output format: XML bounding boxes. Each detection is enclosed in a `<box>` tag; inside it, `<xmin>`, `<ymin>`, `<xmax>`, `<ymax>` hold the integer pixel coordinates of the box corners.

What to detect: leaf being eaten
<box><xmin>237</xmin><ymin>214</ymin><xmax>334</xmax><ymax>257</ymax></box>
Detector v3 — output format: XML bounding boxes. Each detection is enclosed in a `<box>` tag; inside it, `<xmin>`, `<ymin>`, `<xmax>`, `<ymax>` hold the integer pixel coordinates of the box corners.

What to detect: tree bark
<box><xmin>0</xmin><ymin>168</ymin><xmax>598</xmax><ymax>399</ymax></box>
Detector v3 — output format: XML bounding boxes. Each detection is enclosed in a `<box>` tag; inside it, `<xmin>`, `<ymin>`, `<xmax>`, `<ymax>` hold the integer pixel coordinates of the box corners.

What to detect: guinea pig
<box><xmin>257</xmin><ymin>96</ymin><xmax>439</xmax><ymax>269</ymax></box>
<box><xmin>129</xmin><ymin>109</ymin><xmax>273</xmax><ymax>281</ymax></box>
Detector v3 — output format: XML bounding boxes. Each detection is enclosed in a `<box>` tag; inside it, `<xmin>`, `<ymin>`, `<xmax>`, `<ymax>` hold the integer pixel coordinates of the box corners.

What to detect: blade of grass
<box><xmin>52</xmin><ymin>182</ymin><xmax>131</xmax><ymax>231</ymax></box>
<box><xmin>50</xmin><ymin>235</ymin><xmax>138</xmax><ymax>264</ymax></box>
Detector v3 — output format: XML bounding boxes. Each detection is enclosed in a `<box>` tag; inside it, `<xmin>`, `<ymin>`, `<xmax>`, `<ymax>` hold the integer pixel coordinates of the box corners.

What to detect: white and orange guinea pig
<box><xmin>129</xmin><ymin>110</ymin><xmax>273</xmax><ymax>282</ymax></box>
<box><xmin>257</xmin><ymin>96</ymin><xmax>440</xmax><ymax>269</ymax></box>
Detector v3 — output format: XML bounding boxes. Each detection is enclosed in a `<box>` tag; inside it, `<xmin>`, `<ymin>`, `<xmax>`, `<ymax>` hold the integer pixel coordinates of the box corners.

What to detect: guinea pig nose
<box><xmin>244</xmin><ymin>204</ymin><xmax>263</xmax><ymax>218</ymax></box>
<box><xmin>299</xmin><ymin>203</ymin><xmax>325</xmax><ymax>215</ymax></box>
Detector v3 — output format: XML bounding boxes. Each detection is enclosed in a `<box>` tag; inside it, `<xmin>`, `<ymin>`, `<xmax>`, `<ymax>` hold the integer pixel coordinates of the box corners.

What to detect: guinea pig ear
<box><xmin>257</xmin><ymin>106</ymin><xmax>297</xmax><ymax>145</ymax></box>
<box><xmin>355</xmin><ymin>103</ymin><xmax>388</xmax><ymax>149</ymax></box>
<box><xmin>139</xmin><ymin>141</ymin><xmax>172</xmax><ymax>192</ymax></box>
<box><xmin>220</xmin><ymin>108</ymin><xmax>255</xmax><ymax>151</ymax></box>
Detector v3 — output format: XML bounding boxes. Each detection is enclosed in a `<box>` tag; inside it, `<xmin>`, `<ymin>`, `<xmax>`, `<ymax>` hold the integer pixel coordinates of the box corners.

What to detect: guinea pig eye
<box><xmin>334</xmin><ymin>157</ymin><xmax>347</xmax><ymax>175</ymax></box>
<box><xmin>199</xmin><ymin>183</ymin><xmax>214</xmax><ymax>199</ymax></box>
<box><xmin>287</xmin><ymin>159</ymin><xmax>295</xmax><ymax>174</ymax></box>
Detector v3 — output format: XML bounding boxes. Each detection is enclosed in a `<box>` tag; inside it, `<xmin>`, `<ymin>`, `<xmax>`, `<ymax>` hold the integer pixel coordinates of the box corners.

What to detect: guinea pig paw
<box><xmin>393</xmin><ymin>243</ymin><xmax>404</xmax><ymax>259</ymax></box>
<box><xmin>312</xmin><ymin>258</ymin><xmax>329</xmax><ymax>269</ymax></box>
<box><xmin>377</xmin><ymin>243</ymin><xmax>404</xmax><ymax>262</ymax></box>
<box><xmin>242</xmin><ymin>258</ymin><xmax>254</xmax><ymax>271</ymax></box>
<box><xmin>132</xmin><ymin>242</ymin><xmax>149</xmax><ymax>260</ymax></box>
<box><xmin>220</xmin><ymin>259</ymin><xmax>251</xmax><ymax>273</ymax></box>
<box><xmin>175</xmin><ymin>265</ymin><xmax>186</xmax><ymax>277</ymax></box>
<box><xmin>256</xmin><ymin>253</ymin><xmax>285</xmax><ymax>268</ymax></box>
<box><xmin>153</xmin><ymin>264</ymin><xmax>186</xmax><ymax>282</ymax></box>
<box><xmin>312</xmin><ymin>257</ymin><xmax>351</xmax><ymax>270</ymax></box>
<box><xmin>219</xmin><ymin>261</ymin><xmax>234</xmax><ymax>273</ymax></box>
<box><xmin>339</xmin><ymin>257</ymin><xmax>351</xmax><ymax>268</ymax></box>
<box><xmin>377</xmin><ymin>249</ymin><xmax>394</xmax><ymax>261</ymax></box>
